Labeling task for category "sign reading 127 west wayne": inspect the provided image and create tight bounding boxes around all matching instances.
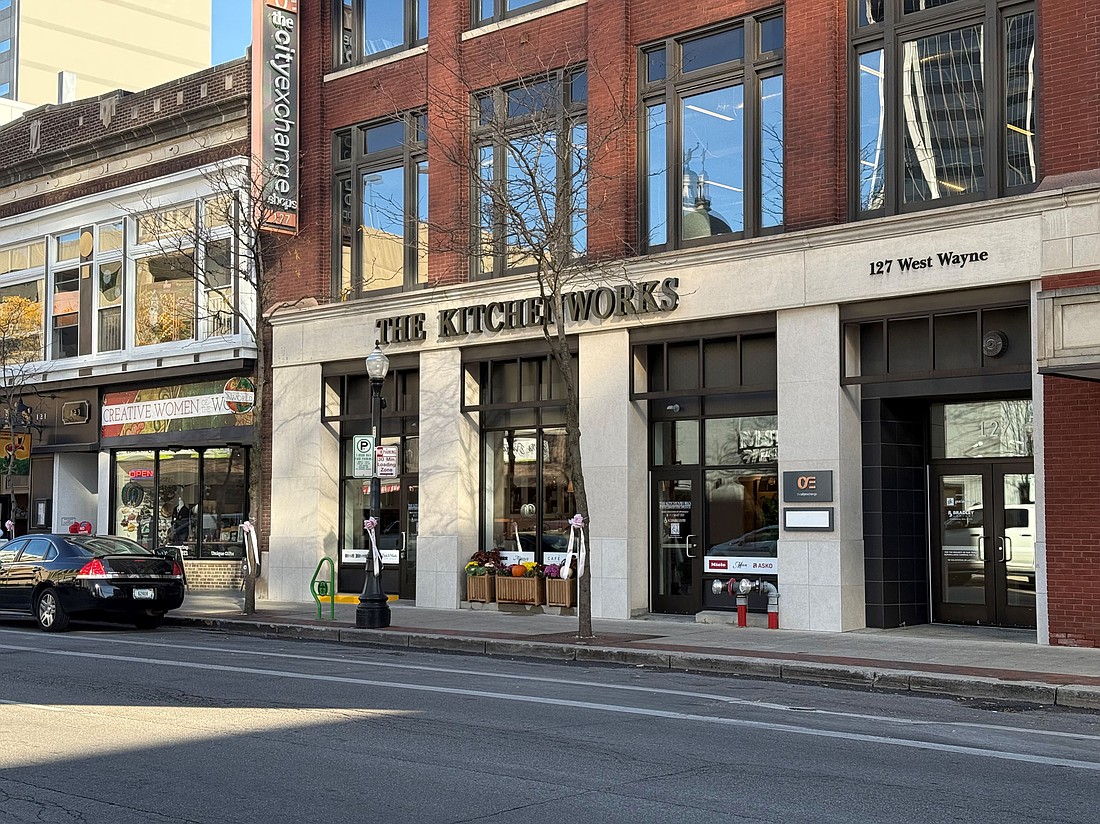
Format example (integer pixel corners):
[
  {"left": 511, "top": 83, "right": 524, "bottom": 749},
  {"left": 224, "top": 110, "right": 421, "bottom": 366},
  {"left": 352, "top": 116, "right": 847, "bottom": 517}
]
[{"left": 252, "top": 0, "right": 299, "bottom": 234}]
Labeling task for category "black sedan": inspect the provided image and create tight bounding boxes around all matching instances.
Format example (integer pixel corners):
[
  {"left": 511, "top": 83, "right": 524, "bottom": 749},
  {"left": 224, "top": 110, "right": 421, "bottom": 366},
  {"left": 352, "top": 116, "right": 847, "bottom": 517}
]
[{"left": 0, "top": 534, "right": 185, "bottom": 631}]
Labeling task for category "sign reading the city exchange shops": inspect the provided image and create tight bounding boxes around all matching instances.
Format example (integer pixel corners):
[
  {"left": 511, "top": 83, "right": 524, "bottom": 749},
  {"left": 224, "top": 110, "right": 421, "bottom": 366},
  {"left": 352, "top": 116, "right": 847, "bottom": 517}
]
[{"left": 252, "top": 0, "right": 300, "bottom": 234}]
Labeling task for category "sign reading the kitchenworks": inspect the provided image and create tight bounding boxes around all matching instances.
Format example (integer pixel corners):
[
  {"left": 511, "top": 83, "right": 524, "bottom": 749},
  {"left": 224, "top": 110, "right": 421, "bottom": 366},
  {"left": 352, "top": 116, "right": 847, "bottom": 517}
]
[
  {"left": 867, "top": 250, "right": 989, "bottom": 277},
  {"left": 375, "top": 278, "right": 681, "bottom": 344},
  {"left": 252, "top": 0, "right": 300, "bottom": 234}
]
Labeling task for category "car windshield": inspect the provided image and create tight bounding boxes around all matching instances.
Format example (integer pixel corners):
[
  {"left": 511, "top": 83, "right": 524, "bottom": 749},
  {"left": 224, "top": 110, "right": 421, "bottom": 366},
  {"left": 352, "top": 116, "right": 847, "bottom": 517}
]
[{"left": 65, "top": 535, "right": 154, "bottom": 557}]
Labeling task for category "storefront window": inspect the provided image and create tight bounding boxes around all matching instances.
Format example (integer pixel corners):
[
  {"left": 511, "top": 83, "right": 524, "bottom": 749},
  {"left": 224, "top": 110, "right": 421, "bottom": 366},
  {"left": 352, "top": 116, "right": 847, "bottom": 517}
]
[
  {"left": 483, "top": 427, "right": 574, "bottom": 562},
  {"left": 112, "top": 448, "right": 248, "bottom": 558}
]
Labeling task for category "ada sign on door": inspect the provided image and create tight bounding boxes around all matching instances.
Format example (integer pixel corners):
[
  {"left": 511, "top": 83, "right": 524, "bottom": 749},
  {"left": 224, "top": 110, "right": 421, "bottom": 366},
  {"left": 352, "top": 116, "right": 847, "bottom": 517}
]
[{"left": 352, "top": 435, "right": 375, "bottom": 478}]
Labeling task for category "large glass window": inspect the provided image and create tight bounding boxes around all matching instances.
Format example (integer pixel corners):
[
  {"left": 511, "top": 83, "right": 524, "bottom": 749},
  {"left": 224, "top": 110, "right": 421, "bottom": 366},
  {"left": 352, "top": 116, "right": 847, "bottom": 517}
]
[
  {"left": 333, "top": 0, "right": 427, "bottom": 69},
  {"left": 333, "top": 112, "right": 427, "bottom": 299},
  {"left": 474, "top": 0, "right": 549, "bottom": 27},
  {"left": 642, "top": 12, "right": 784, "bottom": 251},
  {"left": 0, "top": 279, "right": 45, "bottom": 364},
  {"left": 113, "top": 448, "right": 249, "bottom": 559},
  {"left": 474, "top": 68, "right": 587, "bottom": 278},
  {"left": 854, "top": 1, "right": 1037, "bottom": 215}
]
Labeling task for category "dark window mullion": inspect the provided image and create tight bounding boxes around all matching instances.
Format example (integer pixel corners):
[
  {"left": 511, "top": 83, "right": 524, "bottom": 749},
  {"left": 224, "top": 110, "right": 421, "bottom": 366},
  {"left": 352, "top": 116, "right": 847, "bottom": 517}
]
[{"left": 743, "top": 19, "right": 762, "bottom": 239}]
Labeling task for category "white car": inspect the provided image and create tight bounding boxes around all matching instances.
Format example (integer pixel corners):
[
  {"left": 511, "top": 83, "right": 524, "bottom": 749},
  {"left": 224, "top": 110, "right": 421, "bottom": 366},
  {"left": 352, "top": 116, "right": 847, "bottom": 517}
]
[{"left": 943, "top": 504, "right": 1034, "bottom": 579}]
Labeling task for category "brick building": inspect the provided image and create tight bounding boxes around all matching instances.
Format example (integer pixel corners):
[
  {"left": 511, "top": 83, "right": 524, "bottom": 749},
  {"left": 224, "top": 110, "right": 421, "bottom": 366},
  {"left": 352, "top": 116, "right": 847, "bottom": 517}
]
[
  {"left": 0, "top": 57, "right": 258, "bottom": 590},
  {"left": 264, "top": 0, "right": 1100, "bottom": 644}
]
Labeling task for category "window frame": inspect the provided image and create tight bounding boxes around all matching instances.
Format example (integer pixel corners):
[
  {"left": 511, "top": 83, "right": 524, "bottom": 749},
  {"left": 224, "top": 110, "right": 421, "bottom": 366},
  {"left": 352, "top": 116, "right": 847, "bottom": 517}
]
[
  {"left": 849, "top": 0, "right": 1039, "bottom": 219},
  {"left": 331, "top": 111, "right": 428, "bottom": 300},
  {"left": 639, "top": 11, "right": 786, "bottom": 254},
  {"left": 333, "top": 0, "right": 427, "bottom": 70},
  {"left": 472, "top": 0, "right": 559, "bottom": 28},
  {"left": 471, "top": 66, "right": 588, "bottom": 279}
]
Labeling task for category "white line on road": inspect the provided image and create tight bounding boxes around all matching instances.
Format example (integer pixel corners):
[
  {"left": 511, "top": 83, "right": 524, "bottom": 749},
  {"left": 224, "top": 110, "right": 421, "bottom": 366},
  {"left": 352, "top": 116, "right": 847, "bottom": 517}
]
[
  {"left": 1, "top": 627, "right": 1094, "bottom": 744},
  {"left": 2, "top": 640, "right": 1098, "bottom": 772}
]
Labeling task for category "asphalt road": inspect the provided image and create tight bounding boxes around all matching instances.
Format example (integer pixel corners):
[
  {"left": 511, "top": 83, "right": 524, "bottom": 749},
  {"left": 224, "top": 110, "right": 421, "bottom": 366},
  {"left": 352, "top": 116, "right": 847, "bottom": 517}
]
[{"left": 1, "top": 621, "right": 1099, "bottom": 824}]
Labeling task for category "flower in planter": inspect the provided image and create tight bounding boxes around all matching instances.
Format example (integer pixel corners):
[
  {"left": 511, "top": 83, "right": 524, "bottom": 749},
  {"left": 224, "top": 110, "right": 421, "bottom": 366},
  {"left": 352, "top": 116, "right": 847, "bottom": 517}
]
[
  {"left": 466, "top": 548, "right": 503, "bottom": 576},
  {"left": 542, "top": 556, "right": 577, "bottom": 580},
  {"left": 501, "top": 561, "right": 542, "bottom": 578}
]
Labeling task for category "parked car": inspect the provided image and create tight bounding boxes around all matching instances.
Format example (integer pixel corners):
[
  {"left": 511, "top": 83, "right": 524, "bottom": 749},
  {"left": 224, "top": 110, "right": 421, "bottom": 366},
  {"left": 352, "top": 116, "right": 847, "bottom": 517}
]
[
  {"left": 0, "top": 534, "right": 185, "bottom": 632},
  {"left": 707, "top": 525, "right": 780, "bottom": 558}
]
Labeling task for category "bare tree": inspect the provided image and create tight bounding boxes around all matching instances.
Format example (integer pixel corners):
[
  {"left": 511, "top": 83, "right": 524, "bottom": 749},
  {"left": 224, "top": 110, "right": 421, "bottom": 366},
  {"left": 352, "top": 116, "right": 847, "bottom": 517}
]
[
  {"left": 363, "top": 33, "right": 653, "bottom": 637},
  {"left": 122, "top": 157, "right": 310, "bottom": 614}
]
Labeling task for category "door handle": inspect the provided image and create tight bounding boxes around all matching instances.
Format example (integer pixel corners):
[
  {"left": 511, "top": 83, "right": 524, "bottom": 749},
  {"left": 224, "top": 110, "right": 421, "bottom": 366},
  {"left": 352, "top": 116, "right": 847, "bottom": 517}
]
[
  {"left": 996, "top": 537, "right": 1005, "bottom": 562},
  {"left": 1003, "top": 536, "right": 1013, "bottom": 562},
  {"left": 400, "top": 532, "right": 407, "bottom": 557},
  {"left": 977, "top": 536, "right": 986, "bottom": 562},
  {"left": 685, "top": 534, "right": 697, "bottom": 558}
]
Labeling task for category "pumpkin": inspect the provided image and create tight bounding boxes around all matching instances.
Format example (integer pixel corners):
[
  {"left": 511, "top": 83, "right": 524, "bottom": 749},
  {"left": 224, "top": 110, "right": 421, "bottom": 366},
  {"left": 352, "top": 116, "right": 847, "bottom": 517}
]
[{"left": 511, "top": 564, "right": 526, "bottom": 577}]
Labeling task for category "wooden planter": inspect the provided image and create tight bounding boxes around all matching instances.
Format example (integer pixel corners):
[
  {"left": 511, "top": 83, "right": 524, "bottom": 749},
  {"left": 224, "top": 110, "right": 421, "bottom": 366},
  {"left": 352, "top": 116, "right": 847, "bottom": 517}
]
[
  {"left": 495, "top": 575, "right": 543, "bottom": 605},
  {"left": 465, "top": 574, "right": 495, "bottom": 603},
  {"left": 544, "top": 578, "right": 576, "bottom": 608}
]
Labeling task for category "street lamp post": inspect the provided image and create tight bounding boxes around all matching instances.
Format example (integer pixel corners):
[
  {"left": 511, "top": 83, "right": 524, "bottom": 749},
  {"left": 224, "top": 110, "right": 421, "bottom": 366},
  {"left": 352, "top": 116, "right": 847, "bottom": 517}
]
[{"left": 355, "top": 343, "right": 392, "bottom": 629}]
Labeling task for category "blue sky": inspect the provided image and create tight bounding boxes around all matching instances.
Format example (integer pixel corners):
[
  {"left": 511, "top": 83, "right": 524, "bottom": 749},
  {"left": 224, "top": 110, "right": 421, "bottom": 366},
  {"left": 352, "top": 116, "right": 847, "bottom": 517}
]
[{"left": 211, "top": 0, "right": 253, "bottom": 64}]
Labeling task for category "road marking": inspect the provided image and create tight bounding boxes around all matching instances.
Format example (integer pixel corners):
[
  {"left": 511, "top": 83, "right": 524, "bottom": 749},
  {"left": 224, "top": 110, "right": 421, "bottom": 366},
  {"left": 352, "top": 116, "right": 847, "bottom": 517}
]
[
  {"left": 1, "top": 627, "right": 1095, "bottom": 744},
  {"left": 2, "top": 640, "right": 1098, "bottom": 772}
]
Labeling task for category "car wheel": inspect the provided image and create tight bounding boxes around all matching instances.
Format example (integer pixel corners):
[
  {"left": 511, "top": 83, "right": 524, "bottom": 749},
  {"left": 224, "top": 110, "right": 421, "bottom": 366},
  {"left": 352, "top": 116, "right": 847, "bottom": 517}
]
[
  {"left": 35, "top": 589, "right": 70, "bottom": 633},
  {"left": 133, "top": 612, "right": 164, "bottom": 630}
]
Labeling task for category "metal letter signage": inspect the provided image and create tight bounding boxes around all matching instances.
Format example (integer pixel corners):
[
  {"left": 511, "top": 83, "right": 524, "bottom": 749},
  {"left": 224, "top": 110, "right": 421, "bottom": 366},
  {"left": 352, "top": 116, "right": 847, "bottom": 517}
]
[
  {"left": 782, "top": 470, "right": 833, "bottom": 502},
  {"left": 252, "top": 0, "right": 300, "bottom": 234}
]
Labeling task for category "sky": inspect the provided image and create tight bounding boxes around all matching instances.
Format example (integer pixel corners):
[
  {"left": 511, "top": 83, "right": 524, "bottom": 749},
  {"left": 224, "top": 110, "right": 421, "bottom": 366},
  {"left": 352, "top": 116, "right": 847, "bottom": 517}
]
[{"left": 211, "top": 0, "right": 253, "bottom": 64}]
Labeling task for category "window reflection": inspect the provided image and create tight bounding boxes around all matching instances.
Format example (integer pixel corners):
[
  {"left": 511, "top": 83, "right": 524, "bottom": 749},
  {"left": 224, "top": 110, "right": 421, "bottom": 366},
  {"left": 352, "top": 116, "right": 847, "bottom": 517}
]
[
  {"left": 1005, "top": 12, "right": 1037, "bottom": 188},
  {"left": 681, "top": 85, "right": 743, "bottom": 239},
  {"left": 902, "top": 26, "right": 986, "bottom": 204},
  {"left": 360, "top": 167, "right": 405, "bottom": 292},
  {"left": 646, "top": 103, "right": 668, "bottom": 247},
  {"left": 859, "top": 50, "right": 886, "bottom": 211},
  {"left": 760, "top": 75, "right": 784, "bottom": 228}
]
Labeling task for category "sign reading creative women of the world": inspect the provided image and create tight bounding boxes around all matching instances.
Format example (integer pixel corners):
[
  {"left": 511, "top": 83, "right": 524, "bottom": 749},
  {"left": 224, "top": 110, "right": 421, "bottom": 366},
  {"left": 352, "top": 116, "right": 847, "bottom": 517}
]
[
  {"left": 101, "top": 378, "right": 255, "bottom": 438},
  {"left": 251, "top": 0, "right": 300, "bottom": 234}
]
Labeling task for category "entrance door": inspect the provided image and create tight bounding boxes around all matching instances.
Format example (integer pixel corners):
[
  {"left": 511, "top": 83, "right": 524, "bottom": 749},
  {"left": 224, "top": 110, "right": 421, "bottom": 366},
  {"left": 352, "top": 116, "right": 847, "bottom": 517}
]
[
  {"left": 932, "top": 462, "right": 1036, "bottom": 628},
  {"left": 340, "top": 476, "right": 418, "bottom": 600},
  {"left": 651, "top": 471, "right": 702, "bottom": 614}
]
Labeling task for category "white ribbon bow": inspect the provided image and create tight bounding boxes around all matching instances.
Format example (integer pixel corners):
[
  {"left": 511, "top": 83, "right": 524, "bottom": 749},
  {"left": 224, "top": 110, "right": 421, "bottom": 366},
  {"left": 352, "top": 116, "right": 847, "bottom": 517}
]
[
  {"left": 3, "top": 519, "right": 12, "bottom": 536},
  {"left": 240, "top": 520, "right": 258, "bottom": 575},
  {"left": 563, "top": 513, "right": 587, "bottom": 579},
  {"left": 363, "top": 517, "right": 383, "bottom": 577}
]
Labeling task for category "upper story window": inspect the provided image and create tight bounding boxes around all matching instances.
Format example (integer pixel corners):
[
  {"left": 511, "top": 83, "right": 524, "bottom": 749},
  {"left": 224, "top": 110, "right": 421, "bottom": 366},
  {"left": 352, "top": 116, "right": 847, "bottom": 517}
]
[
  {"left": 642, "top": 12, "right": 785, "bottom": 253},
  {"left": 335, "top": 0, "right": 427, "bottom": 69},
  {"left": 854, "top": 0, "right": 1037, "bottom": 216},
  {"left": 473, "top": 68, "right": 587, "bottom": 278},
  {"left": 0, "top": 240, "right": 46, "bottom": 367},
  {"left": 333, "top": 112, "right": 428, "bottom": 299},
  {"left": 473, "top": 0, "right": 555, "bottom": 26}
]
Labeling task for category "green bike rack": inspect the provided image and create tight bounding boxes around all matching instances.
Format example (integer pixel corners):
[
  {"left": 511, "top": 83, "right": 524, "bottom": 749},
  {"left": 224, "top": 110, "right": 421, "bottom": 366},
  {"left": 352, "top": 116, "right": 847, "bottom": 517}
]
[{"left": 310, "top": 557, "right": 336, "bottom": 621}]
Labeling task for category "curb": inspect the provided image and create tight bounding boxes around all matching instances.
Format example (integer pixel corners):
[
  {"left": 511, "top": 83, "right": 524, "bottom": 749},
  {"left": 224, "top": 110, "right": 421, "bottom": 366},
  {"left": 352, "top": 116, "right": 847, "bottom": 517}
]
[{"left": 165, "top": 615, "right": 1100, "bottom": 712}]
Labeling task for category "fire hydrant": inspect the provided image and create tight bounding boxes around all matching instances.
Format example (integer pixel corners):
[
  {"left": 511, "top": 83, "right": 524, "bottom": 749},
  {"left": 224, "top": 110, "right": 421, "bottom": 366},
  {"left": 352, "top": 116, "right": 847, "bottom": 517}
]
[{"left": 711, "top": 577, "right": 780, "bottom": 629}]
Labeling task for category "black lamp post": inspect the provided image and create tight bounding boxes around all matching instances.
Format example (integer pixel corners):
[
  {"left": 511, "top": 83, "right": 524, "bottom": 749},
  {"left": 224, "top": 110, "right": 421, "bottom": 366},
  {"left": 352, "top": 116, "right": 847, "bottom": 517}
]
[{"left": 355, "top": 343, "right": 392, "bottom": 629}]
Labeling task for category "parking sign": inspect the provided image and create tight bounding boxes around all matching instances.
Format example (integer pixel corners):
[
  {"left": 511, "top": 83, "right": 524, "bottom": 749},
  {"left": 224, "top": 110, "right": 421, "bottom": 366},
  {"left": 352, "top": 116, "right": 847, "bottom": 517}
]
[{"left": 352, "top": 435, "right": 375, "bottom": 478}]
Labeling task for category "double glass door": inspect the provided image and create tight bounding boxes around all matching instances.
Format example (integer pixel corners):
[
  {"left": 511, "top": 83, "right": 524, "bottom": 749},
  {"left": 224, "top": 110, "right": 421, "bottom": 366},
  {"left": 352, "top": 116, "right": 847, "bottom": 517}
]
[{"left": 932, "top": 462, "right": 1035, "bottom": 628}]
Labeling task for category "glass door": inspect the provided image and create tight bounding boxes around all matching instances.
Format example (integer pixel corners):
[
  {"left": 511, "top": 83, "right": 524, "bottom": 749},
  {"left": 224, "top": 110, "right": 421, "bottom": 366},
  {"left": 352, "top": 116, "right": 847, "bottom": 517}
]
[
  {"left": 651, "top": 470, "right": 702, "bottom": 614},
  {"left": 932, "top": 462, "right": 1035, "bottom": 628}
]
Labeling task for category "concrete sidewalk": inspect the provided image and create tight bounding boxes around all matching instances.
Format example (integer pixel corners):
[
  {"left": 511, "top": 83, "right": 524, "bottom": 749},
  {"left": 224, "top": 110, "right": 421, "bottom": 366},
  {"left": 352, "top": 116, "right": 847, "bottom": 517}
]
[{"left": 167, "top": 592, "right": 1100, "bottom": 711}]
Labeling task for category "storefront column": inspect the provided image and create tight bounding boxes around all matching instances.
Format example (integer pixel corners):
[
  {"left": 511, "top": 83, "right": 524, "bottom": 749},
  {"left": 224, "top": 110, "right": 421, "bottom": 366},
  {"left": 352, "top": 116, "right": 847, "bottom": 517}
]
[
  {"left": 776, "top": 305, "right": 865, "bottom": 631},
  {"left": 579, "top": 329, "right": 648, "bottom": 618},
  {"left": 416, "top": 348, "right": 480, "bottom": 608},
  {"left": 267, "top": 362, "right": 341, "bottom": 602}
]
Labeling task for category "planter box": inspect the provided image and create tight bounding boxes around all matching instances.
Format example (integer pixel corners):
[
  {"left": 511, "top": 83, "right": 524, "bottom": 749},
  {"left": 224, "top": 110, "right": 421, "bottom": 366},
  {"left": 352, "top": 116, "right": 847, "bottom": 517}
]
[
  {"left": 544, "top": 578, "right": 576, "bottom": 608},
  {"left": 495, "top": 575, "right": 543, "bottom": 605},
  {"left": 465, "top": 575, "right": 495, "bottom": 603}
]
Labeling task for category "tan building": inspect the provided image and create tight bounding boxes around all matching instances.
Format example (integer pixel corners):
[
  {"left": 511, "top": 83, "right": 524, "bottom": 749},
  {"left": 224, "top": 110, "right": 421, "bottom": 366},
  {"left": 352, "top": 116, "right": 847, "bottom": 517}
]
[{"left": 0, "top": 0, "right": 211, "bottom": 108}]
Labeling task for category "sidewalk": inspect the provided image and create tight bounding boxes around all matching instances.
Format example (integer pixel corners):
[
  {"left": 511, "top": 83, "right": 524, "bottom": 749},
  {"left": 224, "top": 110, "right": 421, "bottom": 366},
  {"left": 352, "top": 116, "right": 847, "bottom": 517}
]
[{"left": 167, "top": 592, "right": 1100, "bottom": 712}]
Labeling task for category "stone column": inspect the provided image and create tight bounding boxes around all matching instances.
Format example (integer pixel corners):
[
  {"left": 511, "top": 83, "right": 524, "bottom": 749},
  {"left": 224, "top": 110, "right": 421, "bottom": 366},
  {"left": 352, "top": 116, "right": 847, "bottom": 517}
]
[
  {"left": 415, "top": 347, "right": 480, "bottom": 608},
  {"left": 579, "top": 329, "right": 648, "bottom": 618},
  {"left": 267, "top": 362, "right": 341, "bottom": 602},
  {"left": 776, "top": 305, "right": 865, "bottom": 631}
]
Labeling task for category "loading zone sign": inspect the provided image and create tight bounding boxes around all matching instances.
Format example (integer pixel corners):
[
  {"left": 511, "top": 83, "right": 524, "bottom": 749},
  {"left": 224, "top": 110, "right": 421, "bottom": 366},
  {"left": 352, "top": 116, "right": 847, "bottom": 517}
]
[{"left": 352, "top": 435, "right": 375, "bottom": 478}]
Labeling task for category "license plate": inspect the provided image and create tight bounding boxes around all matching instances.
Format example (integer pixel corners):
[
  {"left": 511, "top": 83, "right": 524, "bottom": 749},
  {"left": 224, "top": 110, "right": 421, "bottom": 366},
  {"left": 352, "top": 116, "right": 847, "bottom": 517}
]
[{"left": 133, "top": 588, "right": 155, "bottom": 600}]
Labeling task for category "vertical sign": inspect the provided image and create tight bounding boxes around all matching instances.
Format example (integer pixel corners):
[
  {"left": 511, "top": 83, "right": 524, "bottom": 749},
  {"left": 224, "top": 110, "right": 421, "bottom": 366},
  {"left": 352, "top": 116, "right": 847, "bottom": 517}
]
[
  {"left": 252, "top": 0, "right": 300, "bottom": 234},
  {"left": 352, "top": 435, "right": 375, "bottom": 478}
]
